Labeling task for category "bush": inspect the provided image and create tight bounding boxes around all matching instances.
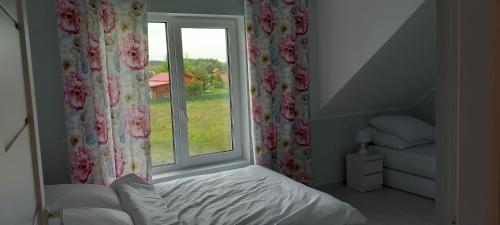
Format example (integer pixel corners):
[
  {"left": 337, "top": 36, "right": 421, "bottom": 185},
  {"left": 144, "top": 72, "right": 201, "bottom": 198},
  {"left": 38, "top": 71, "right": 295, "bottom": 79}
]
[
  {"left": 186, "top": 79, "right": 204, "bottom": 96},
  {"left": 188, "top": 74, "right": 225, "bottom": 92},
  {"left": 210, "top": 75, "right": 225, "bottom": 89},
  {"left": 194, "top": 73, "right": 211, "bottom": 91}
]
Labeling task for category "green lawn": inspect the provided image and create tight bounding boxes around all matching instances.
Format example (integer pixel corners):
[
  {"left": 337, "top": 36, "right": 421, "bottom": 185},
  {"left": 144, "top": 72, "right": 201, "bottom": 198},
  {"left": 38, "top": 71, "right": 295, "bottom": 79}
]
[{"left": 150, "top": 88, "right": 233, "bottom": 166}]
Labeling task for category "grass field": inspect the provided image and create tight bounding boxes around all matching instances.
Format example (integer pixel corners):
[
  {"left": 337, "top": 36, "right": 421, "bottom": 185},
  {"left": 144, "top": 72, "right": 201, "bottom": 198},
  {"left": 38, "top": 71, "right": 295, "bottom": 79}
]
[{"left": 150, "top": 88, "right": 233, "bottom": 166}]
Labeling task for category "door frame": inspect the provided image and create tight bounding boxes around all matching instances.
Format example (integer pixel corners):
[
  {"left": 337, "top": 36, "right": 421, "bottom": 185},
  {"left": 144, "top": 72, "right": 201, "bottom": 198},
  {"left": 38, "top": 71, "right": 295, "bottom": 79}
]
[
  {"left": 437, "top": 0, "right": 499, "bottom": 224},
  {"left": 489, "top": 0, "right": 500, "bottom": 223}
]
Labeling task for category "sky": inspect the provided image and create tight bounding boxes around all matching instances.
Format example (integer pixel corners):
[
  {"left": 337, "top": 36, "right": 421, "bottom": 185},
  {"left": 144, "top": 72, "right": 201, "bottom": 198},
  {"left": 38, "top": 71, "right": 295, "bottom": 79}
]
[{"left": 148, "top": 23, "right": 228, "bottom": 62}]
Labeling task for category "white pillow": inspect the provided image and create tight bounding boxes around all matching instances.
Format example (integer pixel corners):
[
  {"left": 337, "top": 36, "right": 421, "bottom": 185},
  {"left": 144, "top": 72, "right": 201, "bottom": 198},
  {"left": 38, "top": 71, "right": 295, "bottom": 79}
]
[
  {"left": 367, "top": 128, "right": 433, "bottom": 150},
  {"left": 111, "top": 174, "right": 171, "bottom": 225},
  {"left": 369, "top": 115, "right": 435, "bottom": 141},
  {"left": 45, "top": 184, "right": 122, "bottom": 212},
  {"left": 55, "top": 208, "right": 134, "bottom": 225}
]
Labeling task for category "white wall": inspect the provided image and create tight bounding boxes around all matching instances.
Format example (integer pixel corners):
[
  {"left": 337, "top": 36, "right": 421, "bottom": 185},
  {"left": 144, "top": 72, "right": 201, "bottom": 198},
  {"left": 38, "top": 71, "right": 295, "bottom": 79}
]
[
  {"left": 27, "top": 0, "right": 245, "bottom": 184},
  {"left": 26, "top": 0, "right": 68, "bottom": 185},
  {"left": 311, "top": 113, "right": 377, "bottom": 186},
  {"left": 149, "top": 0, "right": 243, "bottom": 15},
  {"left": 319, "top": 0, "right": 436, "bottom": 117},
  {"left": 313, "top": 0, "right": 425, "bottom": 113},
  {"left": 310, "top": 0, "right": 436, "bottom": 186},
  {"left": 410, "top": 92, "right": 435, "bottom": 125}
]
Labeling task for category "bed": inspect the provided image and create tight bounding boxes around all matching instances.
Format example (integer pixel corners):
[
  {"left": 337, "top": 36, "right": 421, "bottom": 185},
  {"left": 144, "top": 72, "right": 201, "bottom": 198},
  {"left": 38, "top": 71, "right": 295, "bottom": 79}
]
[
  {"left": 46, "top": 165, "right": 367, "bottom": 225},
  {"left": 369, "top": 144, "right": 436, "bottom": 199}
]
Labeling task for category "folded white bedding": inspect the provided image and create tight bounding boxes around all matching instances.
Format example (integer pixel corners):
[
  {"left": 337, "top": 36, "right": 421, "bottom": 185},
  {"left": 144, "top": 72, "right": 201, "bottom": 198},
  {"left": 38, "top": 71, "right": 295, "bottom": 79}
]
[
  {"left": 370, "top": 115, "right": 435, "bottom": 141},
  {"left": 366, "top": 127, "right": 433, "bottom": 150},
  {"left": 370, "top": 144, "right": 436, "bottom": 179},
  {"left": 151, "top": 165, "right": 366, "bottom": 225}
]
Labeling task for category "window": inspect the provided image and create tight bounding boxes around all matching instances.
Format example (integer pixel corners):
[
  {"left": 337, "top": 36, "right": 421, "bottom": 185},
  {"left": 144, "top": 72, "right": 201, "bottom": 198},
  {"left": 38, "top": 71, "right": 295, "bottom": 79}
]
[{"left": 147, "top": 14, "right": 250, "bottom": 173}]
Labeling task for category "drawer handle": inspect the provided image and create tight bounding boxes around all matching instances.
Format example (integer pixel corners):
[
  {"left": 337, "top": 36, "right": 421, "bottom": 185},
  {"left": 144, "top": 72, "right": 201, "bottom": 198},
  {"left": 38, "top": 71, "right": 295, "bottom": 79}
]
[
  {"left": 364, "top": 159, "right": 382, "bottom": 163},
  {"left": 4, "top": 118, "right": 28, "bottom": 153},
  {"left": 365, "top": 171, "right": 382, "bottom": 176}
]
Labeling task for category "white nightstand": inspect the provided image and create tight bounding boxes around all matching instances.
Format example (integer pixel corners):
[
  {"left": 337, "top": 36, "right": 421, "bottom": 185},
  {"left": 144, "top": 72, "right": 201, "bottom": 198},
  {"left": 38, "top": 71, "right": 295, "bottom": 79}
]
[{"left": 346, "top": 153, "right": 383, "bottom": 192}]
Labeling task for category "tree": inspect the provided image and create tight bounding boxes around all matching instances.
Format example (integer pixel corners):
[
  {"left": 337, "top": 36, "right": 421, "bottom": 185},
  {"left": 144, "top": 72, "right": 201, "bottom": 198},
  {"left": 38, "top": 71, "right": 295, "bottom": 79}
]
[
  {"left": 148, "top": 60, "right": 169, "bottom": 75},
  {"left": 183, "top": 58, "right": 227, "bottom": 93},
  {"left": 149, "top": 57, "right": 228, "bottom": 94}
]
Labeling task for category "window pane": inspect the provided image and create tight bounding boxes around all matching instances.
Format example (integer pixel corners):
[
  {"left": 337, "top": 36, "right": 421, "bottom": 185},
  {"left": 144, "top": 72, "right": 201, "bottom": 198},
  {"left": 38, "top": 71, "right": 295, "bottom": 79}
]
[
  {"left": 181, "top": 28, "right": 233, "bottom": 156},
  {"left": 147, "top": 23, "right": 175, "bottom": 166}
]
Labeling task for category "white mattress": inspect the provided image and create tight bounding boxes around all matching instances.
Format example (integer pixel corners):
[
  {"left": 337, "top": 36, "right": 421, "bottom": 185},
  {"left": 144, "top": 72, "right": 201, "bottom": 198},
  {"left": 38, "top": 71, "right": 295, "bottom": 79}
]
[
  {"left": 153, "top": 165, "right": 367, "bottom": 225},
  {"left": 369, "top": 144, "right": 436, "bottom": 180},
  {"left": 384, "top": 168, "right": 436, "bottom": 199}
]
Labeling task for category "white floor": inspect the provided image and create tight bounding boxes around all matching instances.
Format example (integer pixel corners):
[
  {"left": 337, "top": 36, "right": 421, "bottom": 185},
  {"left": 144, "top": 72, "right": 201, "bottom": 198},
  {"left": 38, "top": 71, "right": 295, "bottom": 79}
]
[{"left": 317, "top": 184, "right": 435, "bottom": 225}]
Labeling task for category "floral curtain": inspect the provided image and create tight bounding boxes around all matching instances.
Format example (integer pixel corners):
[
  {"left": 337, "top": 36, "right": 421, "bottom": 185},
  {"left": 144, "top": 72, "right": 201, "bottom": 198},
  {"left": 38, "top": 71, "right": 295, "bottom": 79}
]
[
  {"left": 245, "top": 0, "right": 312, "bottom": 185},
  {"left": 56, "top": 0, "right": 151, "bottom": 185}
]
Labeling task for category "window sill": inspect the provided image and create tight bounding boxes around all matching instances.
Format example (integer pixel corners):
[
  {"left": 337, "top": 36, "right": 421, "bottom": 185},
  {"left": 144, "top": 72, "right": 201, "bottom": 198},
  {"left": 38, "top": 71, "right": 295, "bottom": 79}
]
[{"left": 151, "top": 159, "right": 252, "bottom": 184}]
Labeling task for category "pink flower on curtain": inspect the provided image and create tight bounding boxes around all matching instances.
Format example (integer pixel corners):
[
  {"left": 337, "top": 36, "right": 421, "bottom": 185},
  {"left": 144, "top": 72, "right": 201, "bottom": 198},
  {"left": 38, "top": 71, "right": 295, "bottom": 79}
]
[
  {"left": 56, "top": 0, "right": 80, "bottom": 35},
  {"left": 57, "top": 0, "right": 151, "bottom": 185},
  {"left": 247, "top": 36, "right": 257, "bottom": 65},
  {"left": 294, "top": 6, "right": 308, "bottom": 35},
  {"left": 87, "top": 34, "right": 102, "bottom": 72},
  {"left": 125, "top": 105, "right": 151, "bottom": 139},
  {"left": 94, "top": 110, "right": 108, "bottom": 145},
  {"left": 294, "top": 118, "right": 310, "bottom": 146},
  {"left": 64, "top": 72, "right": 87, "bottom": 110},
  {"left": 107, "top": 75, "right": 120, "bottom": 107},
  {"left": 114, "top": 146, "right": 125, "bottom": 177},
  {"left": 263, "top": 123, "right": 278, "bottom": 150},
  {"left": 119, "top": 33, "right": 148, "bottom": 70},
  {"left": 71, "top": 147, "right": 94, "bottom": 183},
  {"left": 281, "top": 150, "right": 294, "bottom": 176},
  {"left": 261, "top": 64, "right": 278, "bottom": 93},
  {"left": 252, "top": 97, "right": 262, "bottom": 124},
  {"left": 279, "top": 35, "right": 296, "bottom": 64},
  {"left": 281, "top": 92, "right": 296, "bottom": 121},
  {"left": 259, "top": 2, "right": 276, "bottom": 35},
  {"left": 246, "top": 0, "right": 311, "bottom": 186},
  {"left": 100, "top": 0, "right": 116, "bottom": 33},
  {"left": 293, "top": 64, "right": 309, "bottom": 91}
]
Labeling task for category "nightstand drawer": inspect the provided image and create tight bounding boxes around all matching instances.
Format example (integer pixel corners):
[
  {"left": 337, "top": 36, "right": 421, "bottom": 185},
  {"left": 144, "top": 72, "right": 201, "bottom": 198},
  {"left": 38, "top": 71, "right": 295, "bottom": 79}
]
[
  {"left": 363, "top": 160, "right": 383, "bottom": 174},
  {"left": 346, "top": 153, "right": 384, "bottom": 192},
  {"left": 364, "top": 173, "right": 383, "bottom": 187}
]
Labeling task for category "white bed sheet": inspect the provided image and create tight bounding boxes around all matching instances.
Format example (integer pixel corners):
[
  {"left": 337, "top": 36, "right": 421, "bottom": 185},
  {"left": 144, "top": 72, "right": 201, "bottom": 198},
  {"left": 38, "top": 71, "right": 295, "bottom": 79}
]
[
  {"left": 369, "top": 144, "right": 436, "bottom": 179},
  {"left": 153, "top": 165, "right": 366, "bottom": 225}
]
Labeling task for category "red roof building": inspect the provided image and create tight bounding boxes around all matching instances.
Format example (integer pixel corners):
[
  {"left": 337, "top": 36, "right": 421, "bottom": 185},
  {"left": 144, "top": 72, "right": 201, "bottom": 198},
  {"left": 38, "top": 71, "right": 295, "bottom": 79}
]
[{"left": 149, "top": 72, "right": 193, "bottom": 99}]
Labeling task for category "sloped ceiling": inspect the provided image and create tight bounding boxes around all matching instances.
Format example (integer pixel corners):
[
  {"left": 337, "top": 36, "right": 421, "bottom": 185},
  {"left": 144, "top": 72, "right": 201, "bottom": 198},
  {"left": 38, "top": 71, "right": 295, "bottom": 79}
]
[
  {"left": 318, "top": 0, "right": 436, "bottom": 117},
  {"left": 313, "top": 0, "right": 435, "bottom": 118}
]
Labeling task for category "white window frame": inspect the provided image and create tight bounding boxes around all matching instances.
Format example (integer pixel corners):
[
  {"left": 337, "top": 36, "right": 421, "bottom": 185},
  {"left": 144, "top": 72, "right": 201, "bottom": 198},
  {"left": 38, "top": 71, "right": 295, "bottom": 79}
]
[{"left": 148, "top": 13, "right": 252, "bottom": 174}]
